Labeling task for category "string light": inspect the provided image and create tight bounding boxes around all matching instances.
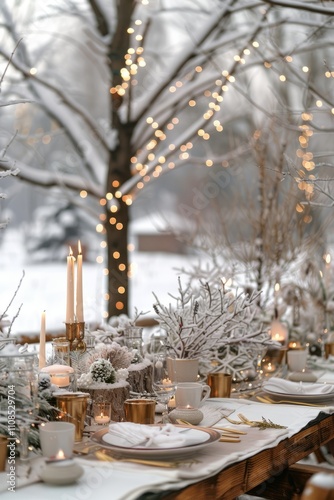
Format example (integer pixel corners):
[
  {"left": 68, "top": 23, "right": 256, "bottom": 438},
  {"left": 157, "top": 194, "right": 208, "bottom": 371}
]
[{"left": 99, "top": 6, "right": 328, "bottom": 319}]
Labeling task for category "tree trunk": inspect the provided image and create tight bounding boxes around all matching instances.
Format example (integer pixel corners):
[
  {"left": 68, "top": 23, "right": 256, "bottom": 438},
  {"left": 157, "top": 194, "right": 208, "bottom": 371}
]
[
  {"left": 93, "top": 0, "right": 136, "bottom": 317},
  {"left": 106, "top": 122, "right": 135, "bottom": 317}
]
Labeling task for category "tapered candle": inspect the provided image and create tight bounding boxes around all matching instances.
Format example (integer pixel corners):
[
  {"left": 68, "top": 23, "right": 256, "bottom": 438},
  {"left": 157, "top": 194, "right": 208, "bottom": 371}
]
[
  {"left": 66, "top": 247, "right": 75, "bottom": 324},
  {"left": 39, "top": 310, "right": 46, "bottom": 369},
  {"left": 76, "top": 240, "right": 84, "bottom": 322}
]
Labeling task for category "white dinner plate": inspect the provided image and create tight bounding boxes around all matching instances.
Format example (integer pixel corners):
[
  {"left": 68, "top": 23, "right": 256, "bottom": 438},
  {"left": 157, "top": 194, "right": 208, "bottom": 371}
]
[
  {"left": 91, "top": 424, "right": 221, "bottom": 459},
  {"left": 262, "top": 387, "right": 334, "bottom": 404}
]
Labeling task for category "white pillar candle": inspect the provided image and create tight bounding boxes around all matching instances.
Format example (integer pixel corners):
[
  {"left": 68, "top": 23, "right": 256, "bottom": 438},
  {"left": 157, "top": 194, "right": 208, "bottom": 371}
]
[
  {"left": 66, "top": 247, "right": 75, "bottom": 324},
  {"left": 39, "top": 310, "right": 46, "bottom": 369},
  {"left": 76, "top": 241, "right": 84, "bottom": 323}
]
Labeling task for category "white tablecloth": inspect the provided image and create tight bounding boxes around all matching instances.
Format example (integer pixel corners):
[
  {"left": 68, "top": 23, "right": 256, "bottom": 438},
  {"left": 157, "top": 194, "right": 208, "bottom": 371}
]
[{"left": 1, "top": 398, "right": 333, "bottom": 500}]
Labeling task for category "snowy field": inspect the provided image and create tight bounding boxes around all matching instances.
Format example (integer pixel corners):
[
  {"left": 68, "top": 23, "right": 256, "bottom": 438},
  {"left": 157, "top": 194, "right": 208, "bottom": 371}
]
[{"left": 0, "top": 229, "right": 195, "bottom": 337}]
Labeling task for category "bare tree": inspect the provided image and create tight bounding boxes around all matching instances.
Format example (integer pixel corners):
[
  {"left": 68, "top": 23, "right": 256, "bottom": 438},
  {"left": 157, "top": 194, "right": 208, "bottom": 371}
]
[
  {"left": 176, "top": 123, "right": 329, "bottom": 308},
  {"left": 0, "top": 0, "right": 333, "bottom": 318}
]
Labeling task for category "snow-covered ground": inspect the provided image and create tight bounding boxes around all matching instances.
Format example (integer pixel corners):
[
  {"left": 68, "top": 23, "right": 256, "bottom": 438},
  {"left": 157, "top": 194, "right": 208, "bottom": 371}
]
[{"left": 0, "top": 229, "right": 194, "bottom": 337}]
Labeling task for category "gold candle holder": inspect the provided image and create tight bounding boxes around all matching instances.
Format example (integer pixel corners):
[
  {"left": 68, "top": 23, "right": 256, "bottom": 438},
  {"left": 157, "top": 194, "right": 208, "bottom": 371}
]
[
  {"left": 207, "top": 372, "right": 232, "bottom": 398},
  {"left": 65, "top": 322, "right": 86, "bottom": 352},
  {"left": 325, "top": 343, "right": 334, "bottom": 359},
  {"left": 124, "top": 399, "right": 156, "bottom": 424},
  {"left": 55, "top": 393, "right": 89, "bottom": 442},
  {"left": 0, "top": 435, "right": 7, "bottom": 472}
]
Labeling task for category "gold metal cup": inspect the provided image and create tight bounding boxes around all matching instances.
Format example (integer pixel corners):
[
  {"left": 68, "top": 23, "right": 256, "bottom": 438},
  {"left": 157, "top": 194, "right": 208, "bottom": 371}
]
[
  {"left": 55, "top": 393, "right": 89, "bottom": 441},
  {"left": 0, "top": 435, "right": 7, "bottom": 472},
  {"left": 325, "top": 343, "right": 334, "bottom": 359},
  {"left": 207, "top": 372, "right": 232, "bottom": 398},
  {"left": 124, "top": 399, "right": 156, "bottom": 424}
]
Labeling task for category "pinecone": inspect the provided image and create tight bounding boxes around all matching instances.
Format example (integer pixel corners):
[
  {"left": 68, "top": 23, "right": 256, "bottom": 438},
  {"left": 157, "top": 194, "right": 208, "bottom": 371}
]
[{"left": 38, "top": 373, "right": 51, "bottom": 391}]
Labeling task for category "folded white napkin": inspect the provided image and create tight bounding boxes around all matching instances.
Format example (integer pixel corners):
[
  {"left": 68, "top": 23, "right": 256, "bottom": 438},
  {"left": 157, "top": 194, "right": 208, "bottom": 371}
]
[
  {"left": 263, "top": 377, "right": 334, "bottom": 395},
  {"left": 199, "top": 404, "right": 234, "bottom": 427},
  {"left": 108, "top": 422, "right": 187, "bottom": 448},
  {"left": 309, "top": 355, "right": 334, "bottom": 372},
  {"left": 317, "top": 372, "right": 334, "bottom": 384}
]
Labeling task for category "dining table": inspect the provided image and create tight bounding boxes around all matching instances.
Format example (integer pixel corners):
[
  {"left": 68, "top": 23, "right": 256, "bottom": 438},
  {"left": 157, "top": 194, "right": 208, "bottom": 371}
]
[{"left": 2, "top": 364, "right": 334, "bottom": 499}]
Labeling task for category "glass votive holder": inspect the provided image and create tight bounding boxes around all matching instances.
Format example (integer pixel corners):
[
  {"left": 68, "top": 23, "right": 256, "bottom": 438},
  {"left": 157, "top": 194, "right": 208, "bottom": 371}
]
[
  {"left": 124, "top": 326, "right": 144, "bottom": 355},
  {"left": 261, "top": 347, "right": 287, "bottom": 374},
  {"left": 287, "top": 348, "right": 308, "bottom": 372},
  {"left": 85, "top": 333, "right": 96, "bottom": 351},
  {"left": 39, "top": 421, "right": 75, "bottom": 459},
  {"left": 93, "top": 402, "right": 111, "bottom": 425},
  {"left": 40, "top": 364, "right": 75, "bottom": 390},
  {"left": 52, "top": 337, "right": 70, "bottom": 365}
]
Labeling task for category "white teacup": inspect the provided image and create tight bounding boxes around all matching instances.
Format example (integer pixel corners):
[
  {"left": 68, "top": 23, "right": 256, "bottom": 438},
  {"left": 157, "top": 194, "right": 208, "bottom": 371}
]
[
  {"left": 39, "top": 421, "right": 75, "bottom": 459},
  {"left": 175, "top": 382, "right": 211, "bottom": 409}
]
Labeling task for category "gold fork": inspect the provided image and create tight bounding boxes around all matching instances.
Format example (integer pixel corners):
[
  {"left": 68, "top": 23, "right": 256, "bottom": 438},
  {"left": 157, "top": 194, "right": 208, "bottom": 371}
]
[
  {"left": 175, "top": 418, "right": 243, "bottom": 442},
  {"left": 224, "top": 415, "right": 243, "bottom": 425},
  {"left": 256, "top": 395, "right": 329, "bottom": 407}
]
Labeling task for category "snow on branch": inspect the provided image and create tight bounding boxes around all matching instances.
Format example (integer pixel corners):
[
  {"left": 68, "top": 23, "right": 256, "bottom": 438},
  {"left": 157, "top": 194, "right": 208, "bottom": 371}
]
[
  {"left": 0, "top": 156, "right": 103, "bottom": 198},
  {"left": 152, "top": 277, "right": 277, "bottom": 360},
  {"left": 0, "top": 271, "right": 25, "bottom": 338}
]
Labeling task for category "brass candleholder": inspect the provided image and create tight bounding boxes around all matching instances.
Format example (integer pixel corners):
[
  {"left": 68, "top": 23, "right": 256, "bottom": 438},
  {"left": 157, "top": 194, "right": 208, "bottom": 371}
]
[{"left": 65, "top": 322, "right": 86, "bottom": 352}]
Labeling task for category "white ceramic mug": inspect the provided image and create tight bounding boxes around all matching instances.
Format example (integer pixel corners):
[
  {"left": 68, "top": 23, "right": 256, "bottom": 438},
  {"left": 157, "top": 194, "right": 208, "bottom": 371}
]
[
  {"left": 287, "top": 348, "right": 308, "bottom": 372},
  {"left": 39, "top": 421, "right": 75, "bottom": 459},
  {"left": 175, "top": 382, "right": 211, "bottom": 408}
]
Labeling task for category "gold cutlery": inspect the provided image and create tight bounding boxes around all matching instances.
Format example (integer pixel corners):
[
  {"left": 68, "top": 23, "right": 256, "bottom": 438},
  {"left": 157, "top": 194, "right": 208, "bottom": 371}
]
[
  {"left": 94, "top": 450, "right": 192, "bottom": 468},
  {"left": 237, "top": 414, "right": 260, "bottom": 426},
  {"left": 219, "top": 436, "right": 241, "bottom": 443},
  {"left": 176, "top": 418, "right": 196, "bottom": 426},
  {"left": 175, "top": 418, "right": 244, "bottom": 443},
  {"left": 212, "top": 427, "right": 247, "bottom": 435},
  {"left": 224, "top": 416, "right": 243, "bottom": 425},
  {"left": 256, "top": 395, "right": 329, "bottom": 407}
]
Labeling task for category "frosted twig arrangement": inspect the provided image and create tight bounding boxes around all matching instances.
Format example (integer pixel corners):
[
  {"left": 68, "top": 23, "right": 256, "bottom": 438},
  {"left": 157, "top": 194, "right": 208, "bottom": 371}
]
[{"left": 153, "top": 277, "right": 276, "bottom": 360}]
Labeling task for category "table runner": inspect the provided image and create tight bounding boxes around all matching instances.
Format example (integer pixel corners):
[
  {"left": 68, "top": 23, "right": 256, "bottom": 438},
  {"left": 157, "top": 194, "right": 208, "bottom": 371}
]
[{"left": 1, "top": 398, "right": 333, "bottom": 499}]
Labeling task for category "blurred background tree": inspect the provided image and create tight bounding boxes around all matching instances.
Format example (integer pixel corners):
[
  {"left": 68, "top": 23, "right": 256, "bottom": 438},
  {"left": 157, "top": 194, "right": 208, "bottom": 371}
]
[{"left": 0, "top": 0, "right": 333, "bottom": 319}]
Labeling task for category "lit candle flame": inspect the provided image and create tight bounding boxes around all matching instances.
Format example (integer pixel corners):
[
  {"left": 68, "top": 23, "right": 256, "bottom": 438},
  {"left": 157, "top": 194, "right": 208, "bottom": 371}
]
[{"left": 56, "top": 449, "right": 65, "bottom": 460}]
